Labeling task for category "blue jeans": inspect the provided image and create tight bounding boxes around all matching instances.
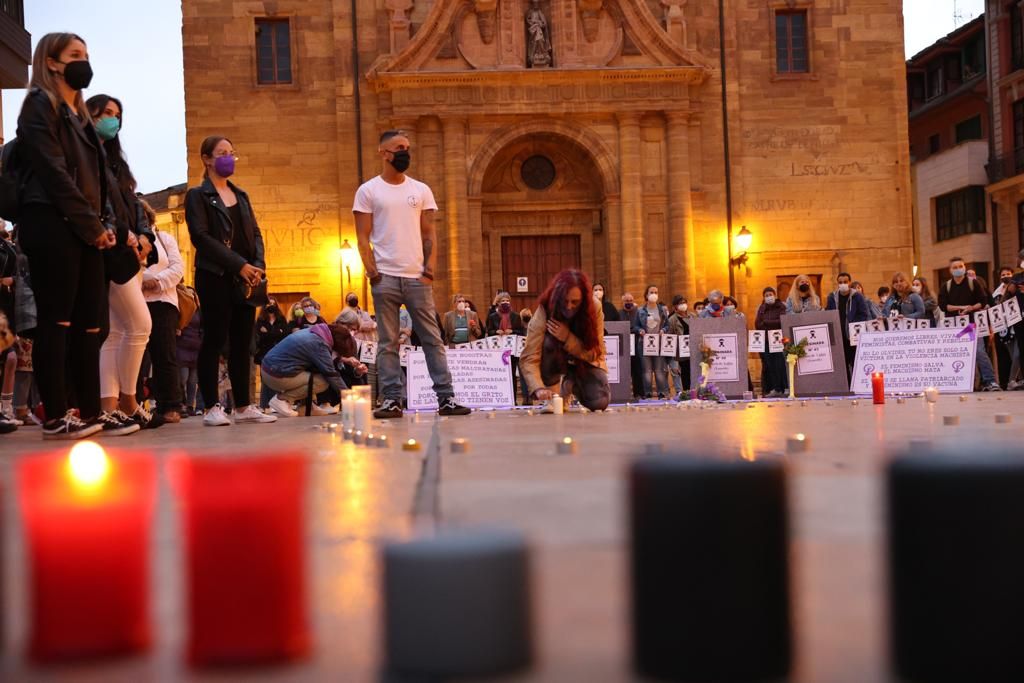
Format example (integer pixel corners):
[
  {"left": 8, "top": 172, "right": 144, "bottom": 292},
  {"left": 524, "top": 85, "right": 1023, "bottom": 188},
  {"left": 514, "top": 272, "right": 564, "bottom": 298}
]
[
  {"left": 976, "top": 337, "right": 996, "bottom": 386},
  {"left": 641, "top": 355, "right": 669, "bottom": 398},
  {"left": 371, "top": 274, "right": 454, "bottom": 403}
]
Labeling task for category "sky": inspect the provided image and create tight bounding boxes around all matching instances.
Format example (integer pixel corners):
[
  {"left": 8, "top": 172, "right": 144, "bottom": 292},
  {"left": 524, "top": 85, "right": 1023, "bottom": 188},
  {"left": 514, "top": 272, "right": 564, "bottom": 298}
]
[{"left": 0, "top": 0, "right": 988, "bottom": 194}]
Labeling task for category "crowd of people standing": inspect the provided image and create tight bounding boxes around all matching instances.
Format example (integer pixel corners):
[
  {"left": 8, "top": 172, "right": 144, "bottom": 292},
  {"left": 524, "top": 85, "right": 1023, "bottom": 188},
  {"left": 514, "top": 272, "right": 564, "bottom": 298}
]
[{"left": 2, "top": 32, "right": 1019, "bottom": 439}]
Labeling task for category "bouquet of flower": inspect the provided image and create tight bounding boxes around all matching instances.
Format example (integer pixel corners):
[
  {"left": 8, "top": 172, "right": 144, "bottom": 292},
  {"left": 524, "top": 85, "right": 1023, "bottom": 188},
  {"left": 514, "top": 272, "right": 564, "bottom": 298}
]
[
  {"left": 700, "top": 344, "right": 717, "bottom": 365},
  {"left": 783, "top": 337, "right": 808, "bottom": 358},
  {"left": 782, "top": 337, "right": 807, "bottom": 399},
  {"left": 685, "top": 378, "right": 728, "bottom": 403}
]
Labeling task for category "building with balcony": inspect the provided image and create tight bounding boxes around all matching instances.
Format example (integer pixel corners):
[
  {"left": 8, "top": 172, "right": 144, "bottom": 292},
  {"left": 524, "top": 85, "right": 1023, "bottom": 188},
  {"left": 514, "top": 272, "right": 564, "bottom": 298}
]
[
  {"left": 0, "top": 0, "right": 30, "bottom": 144},
  {"left": 908, "top": 15, "right": 993, "bottom": 288},
  {"left": 985, "top": 1, "right": 1024, "bottom": 271}
]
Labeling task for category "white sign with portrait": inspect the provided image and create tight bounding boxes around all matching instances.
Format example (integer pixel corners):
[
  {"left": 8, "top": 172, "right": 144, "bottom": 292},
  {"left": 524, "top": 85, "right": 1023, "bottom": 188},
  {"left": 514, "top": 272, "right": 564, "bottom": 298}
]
[{"left": 702, "top": 333, "right": 739, "bottom": 383}]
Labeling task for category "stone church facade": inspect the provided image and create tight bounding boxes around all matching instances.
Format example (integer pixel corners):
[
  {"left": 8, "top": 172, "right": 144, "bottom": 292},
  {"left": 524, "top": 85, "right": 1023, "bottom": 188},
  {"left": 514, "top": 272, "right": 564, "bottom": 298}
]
[{"left": 182, "top": 0, "right": 912, "bottom": 316}]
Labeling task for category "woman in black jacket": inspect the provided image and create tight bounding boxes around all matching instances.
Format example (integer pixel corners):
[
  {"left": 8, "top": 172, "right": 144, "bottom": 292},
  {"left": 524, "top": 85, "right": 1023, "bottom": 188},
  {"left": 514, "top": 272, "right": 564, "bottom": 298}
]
[
  {"left": 185, "top": 135, "right": 276, "bottom": 426},
  {"left": 755, "top": 286, "right": 788, "bottom": 398},
  {"left": 255, "top": 302, "right": 289, "bottom": 409},
  {"left": 16, "top": 33, "right": 114, "bottom": 440}
]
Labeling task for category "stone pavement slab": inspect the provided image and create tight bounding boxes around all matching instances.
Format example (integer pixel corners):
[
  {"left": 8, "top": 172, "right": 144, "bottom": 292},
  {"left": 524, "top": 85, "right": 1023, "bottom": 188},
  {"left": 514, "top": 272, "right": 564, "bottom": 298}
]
[{"left": 2, "top": 394, "right": 1022, "bottom": 681}]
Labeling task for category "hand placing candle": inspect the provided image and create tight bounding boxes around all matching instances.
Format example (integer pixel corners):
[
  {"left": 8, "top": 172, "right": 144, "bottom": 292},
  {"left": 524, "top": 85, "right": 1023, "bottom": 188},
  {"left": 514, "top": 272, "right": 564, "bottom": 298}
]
[{"left": 19, "top": 442, "right": 156, "bottom": 661}]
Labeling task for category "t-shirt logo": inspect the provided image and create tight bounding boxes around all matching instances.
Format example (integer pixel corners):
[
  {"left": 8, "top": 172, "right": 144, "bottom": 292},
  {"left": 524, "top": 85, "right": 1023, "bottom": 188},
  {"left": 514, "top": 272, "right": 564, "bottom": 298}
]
[{"left": 407, "top": 195, "right": 419, "bottom": 208}]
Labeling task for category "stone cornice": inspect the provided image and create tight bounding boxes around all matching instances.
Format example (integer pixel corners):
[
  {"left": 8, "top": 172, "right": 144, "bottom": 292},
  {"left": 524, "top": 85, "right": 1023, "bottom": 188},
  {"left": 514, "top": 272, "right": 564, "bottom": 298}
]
[{"left": 370, "top": 65, "right": 709, "bottom": 93}]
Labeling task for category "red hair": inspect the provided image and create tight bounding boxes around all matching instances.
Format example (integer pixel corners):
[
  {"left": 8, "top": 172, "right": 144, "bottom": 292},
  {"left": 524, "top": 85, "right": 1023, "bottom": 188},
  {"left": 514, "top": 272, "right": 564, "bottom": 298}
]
[{"left": 538, "top": 269, "right": 601, "bottom": 352}]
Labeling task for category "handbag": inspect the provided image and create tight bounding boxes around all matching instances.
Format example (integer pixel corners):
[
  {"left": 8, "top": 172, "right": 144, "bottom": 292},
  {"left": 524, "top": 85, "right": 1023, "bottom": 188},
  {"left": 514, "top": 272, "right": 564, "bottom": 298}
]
[
  {"left": 233, "top": 276, "right": 269, "bottom": 308},
  {"left": 176, "top": 283, "right": 200, "bottom": 331}
]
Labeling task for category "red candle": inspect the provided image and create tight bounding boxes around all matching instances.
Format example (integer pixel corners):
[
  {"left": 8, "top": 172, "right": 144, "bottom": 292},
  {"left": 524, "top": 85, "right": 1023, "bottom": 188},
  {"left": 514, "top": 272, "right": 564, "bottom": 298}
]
[
  {"left": 173, "top": 454, "right": 309, "bottom": 665},
  {"left": 872, "top": 372, "right": 885, "bottom": 405},
  {"left": 19, "top": 442, "right": 155, "bottom": 661}
]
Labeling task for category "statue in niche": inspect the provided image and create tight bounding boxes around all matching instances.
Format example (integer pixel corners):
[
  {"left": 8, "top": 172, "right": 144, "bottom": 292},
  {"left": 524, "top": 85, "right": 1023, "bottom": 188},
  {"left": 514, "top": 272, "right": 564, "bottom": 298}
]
[{"left": 526, "top": 0, "right": 552, "bottom": 68}]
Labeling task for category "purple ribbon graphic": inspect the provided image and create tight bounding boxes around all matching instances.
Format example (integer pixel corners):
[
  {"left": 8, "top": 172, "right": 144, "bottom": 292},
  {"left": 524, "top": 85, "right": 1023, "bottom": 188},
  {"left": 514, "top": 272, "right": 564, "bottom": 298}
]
[{"left": 955, "top": 323, "right": 976, "bottom": 342}]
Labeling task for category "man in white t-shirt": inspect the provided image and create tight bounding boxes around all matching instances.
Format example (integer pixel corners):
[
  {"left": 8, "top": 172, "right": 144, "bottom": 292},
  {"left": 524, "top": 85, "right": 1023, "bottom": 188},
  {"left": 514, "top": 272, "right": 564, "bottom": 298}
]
[{"left": 353, "top": 130, "right": 471, "bottom": 418}]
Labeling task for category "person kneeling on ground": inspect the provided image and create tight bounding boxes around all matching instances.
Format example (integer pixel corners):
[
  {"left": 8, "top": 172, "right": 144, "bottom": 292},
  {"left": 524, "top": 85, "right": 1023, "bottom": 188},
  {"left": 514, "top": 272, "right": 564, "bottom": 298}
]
[
  {"left": 520, "top": 269, "right": 611, "bottom": 412},
  {"left": 260, "top": 322, "right": 356, "bottom": 417}
]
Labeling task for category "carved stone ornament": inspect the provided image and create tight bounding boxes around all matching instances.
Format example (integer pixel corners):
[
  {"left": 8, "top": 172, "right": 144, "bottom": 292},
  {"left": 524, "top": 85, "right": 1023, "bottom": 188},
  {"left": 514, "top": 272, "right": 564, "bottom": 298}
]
[
  {"left": 661, "top": 0, "right": 687, "bottom": 48},
  {"left": 578, "top": 0, "right": 603, "bottom": 43},
  {"left": 526, "top": 0, "right": 552, "bottom": 68},
  {"left": 474, "top": 0, "right": 498, "bottom": 44},
  {"left": 385, "top": 0, "right": 415, "bottom": 54}
]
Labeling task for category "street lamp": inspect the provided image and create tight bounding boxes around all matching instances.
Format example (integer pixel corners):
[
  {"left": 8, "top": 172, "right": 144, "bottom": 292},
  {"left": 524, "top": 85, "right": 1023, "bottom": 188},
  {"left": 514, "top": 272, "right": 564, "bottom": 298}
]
[
  {"left": 730, "top": 226, "right": 752, "bottom": 266},
  {"left": 339, "top": 238, "right": 354, "bottom": 285}
]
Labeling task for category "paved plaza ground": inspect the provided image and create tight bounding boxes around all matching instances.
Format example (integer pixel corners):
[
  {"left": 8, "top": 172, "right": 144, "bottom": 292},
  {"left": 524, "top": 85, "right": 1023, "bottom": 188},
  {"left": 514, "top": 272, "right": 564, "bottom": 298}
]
[{"left": 2, "top": 393, "right": 1021, "bottom": 682}]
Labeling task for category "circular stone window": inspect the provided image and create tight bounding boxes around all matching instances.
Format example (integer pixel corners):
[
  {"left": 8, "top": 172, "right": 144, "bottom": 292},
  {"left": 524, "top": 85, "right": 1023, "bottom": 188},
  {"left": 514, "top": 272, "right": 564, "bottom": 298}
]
[{"left": 520, "top": 155, "right": 556, "bottom": 190}]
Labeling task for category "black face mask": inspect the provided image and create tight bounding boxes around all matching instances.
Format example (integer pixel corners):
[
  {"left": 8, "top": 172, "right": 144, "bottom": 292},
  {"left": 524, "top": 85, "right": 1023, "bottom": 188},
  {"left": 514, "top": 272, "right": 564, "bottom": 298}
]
[
  {"left": 1002, "top": 276, "right": 1013, "bottom": 284},
  {"left": 347, "top": 297, "right": 359, "bottom": 308},
  {"left": 798, "top": 283, "right": 810, "bottom": 294},
  {"left": 58, "top": 60, "right": 94, "bottom": 91},
  {"left": 390, "top": 150, "right": 411, "bottom": 173}
]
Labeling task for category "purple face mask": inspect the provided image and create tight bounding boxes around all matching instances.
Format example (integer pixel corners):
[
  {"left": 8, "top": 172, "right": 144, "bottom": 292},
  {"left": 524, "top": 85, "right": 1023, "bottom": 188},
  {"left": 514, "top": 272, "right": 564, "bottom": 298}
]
[{"left": 213, "top": 155, "right": 235, "bottom": 178}]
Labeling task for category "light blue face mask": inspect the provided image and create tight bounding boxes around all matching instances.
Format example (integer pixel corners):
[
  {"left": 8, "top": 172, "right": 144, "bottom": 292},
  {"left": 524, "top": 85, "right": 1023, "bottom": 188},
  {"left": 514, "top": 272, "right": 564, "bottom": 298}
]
[{"left": 95, "top": 116, "right": 120, "bottom": 141}]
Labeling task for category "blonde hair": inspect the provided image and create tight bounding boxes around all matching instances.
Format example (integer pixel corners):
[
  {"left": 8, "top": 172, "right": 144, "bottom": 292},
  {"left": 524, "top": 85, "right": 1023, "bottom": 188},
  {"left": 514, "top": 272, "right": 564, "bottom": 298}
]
[
  {"left": 29, "top": 33, "right": 92, "bottom": 120},
  {"left": 787, "top": 274, "right": 820, "bottom": 312},
  {"left": 451, "top": 293, "right": 466, "bottom": 308},
  {"left": 138, "top": 198, "right": 157, "bottom": 228}
]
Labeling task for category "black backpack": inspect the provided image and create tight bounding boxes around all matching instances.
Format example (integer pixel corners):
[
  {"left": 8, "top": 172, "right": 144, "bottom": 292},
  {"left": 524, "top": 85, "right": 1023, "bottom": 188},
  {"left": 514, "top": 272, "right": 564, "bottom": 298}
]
[{"left": 0, "top": 138, "right": 22, "bottom": 222}]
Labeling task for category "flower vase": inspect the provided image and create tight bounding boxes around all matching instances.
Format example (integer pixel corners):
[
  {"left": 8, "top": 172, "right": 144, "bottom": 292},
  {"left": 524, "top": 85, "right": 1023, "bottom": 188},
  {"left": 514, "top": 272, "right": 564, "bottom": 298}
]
[
  {"left": 786, "top": 354, "right": 797, "bottom": 399},
  {"left": 699, "top": 362, "right": 709, "bottom": 388}
]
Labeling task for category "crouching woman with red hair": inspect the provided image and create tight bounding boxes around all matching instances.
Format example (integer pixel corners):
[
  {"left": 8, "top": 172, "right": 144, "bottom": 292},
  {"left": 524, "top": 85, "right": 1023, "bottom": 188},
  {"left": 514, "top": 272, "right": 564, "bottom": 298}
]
[{"left": 520, "top": 269, "right": 610, "bottom": 411}]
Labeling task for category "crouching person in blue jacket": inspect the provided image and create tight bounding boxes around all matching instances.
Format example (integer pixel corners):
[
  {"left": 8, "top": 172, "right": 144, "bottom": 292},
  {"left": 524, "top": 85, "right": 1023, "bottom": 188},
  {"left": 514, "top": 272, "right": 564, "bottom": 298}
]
[{"left": 260, "top": 322, "right": 356, "bottom": 417}]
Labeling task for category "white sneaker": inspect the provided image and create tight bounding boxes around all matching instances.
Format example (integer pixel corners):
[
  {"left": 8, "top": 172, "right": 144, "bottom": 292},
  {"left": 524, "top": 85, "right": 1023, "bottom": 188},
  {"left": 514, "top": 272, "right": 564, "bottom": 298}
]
[
  {"left": 203, "top": 404, "right": 232, "bottom": 427},
  {"left": 233, "top": 404, "right": 278, "bottom": 424},
  {"left": 269, "top": 396, "right": 299, "bottom": 417},
  {"left": 311, "top": 402, "right": 339, "bottom": 416}
]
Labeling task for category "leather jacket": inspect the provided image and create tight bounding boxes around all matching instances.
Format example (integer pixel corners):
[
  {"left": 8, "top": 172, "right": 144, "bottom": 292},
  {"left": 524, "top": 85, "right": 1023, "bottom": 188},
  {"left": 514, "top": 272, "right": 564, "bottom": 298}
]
[
  {"left": 16, "top": 88, "right": 108, "bottom": 244},
  {"left": 185, "top": 177, "right": 266, "bottom": 277}
]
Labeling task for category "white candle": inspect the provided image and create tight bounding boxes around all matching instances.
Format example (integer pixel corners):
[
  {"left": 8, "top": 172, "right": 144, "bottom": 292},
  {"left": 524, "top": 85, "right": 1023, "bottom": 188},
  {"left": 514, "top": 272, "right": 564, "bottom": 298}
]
[
  {"left": 924, "top": 387, "right": 939, "bottom": 403},
  {"left": 552, "top": 394, "right": 564, "bottom": 415},
  {"left": 556, "top": 437, "right": 577, "bottom": 455},
  {"left": 354, "top": 397, "right": 372, "bottom": 432},
  {"left": 342, "top": 391, "right": 357, "bottom": 429},
  {"left": 450, "top": 438, "right": 470, "bottom": 453}
]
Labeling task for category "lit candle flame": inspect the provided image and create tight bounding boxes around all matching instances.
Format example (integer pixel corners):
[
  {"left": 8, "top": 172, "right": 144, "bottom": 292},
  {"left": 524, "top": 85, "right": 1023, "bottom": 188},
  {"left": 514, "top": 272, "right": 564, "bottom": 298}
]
[
  {"left": 795, "top": 433, "right": 806, "bottom": 442},
  {"left": 562, "top": 437, "right": 573, "bottom": 444},
  {"left": 67, "top": 441, "right": 110, "bottom": 489}
]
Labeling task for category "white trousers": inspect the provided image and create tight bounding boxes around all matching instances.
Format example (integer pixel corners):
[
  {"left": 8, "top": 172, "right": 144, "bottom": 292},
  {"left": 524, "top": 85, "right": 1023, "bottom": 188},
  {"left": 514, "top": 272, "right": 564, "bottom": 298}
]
[{"left": 100, "top": 274, "right": 153, "bottom": 399}]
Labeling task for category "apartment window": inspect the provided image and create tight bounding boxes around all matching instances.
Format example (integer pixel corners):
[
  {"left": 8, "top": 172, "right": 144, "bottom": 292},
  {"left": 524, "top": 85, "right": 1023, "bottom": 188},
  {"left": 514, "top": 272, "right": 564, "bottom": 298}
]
[
  {"left": 955, "top": 115, "right": 983, "bottom": 143},
  {"left": 775, "top": 11, "right": 809, "bottom": 74},
  {"left": 926, "top": 64, "right": 945, "bottom": 99},
  {"left": 962, "top": 34, "right": 985, "bottom": 78},
  {"left": 929, "top": 134, "right": 941, "bottom": 154},
  {"left": 1014, "top": 99, "right": 1024, "bottom": 173},
  {"left": 255, "top": 18, "right": 292, "bottom": 85},
  {"left": 1014, "top": 3, "right": 1024, "bottom": 71},
  {"left": 935, "top": 186, "right": 986, "bottom": 242}
]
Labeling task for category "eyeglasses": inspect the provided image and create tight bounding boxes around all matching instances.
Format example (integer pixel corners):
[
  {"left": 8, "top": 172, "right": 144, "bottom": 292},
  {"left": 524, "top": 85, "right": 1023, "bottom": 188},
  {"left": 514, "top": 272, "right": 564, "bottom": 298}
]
[{"left": 214, "top": 152, "right": 239, "bottom": 161}]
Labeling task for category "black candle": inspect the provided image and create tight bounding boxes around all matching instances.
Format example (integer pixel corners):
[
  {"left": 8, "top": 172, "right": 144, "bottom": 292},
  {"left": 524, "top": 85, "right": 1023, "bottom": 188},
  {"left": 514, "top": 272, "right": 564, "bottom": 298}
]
[
  {"left": 630, "top": 455, "right": 791, "bottom": 681},
  {"left": 888, "top": 448, "right": 1024, "bottom": 680}
]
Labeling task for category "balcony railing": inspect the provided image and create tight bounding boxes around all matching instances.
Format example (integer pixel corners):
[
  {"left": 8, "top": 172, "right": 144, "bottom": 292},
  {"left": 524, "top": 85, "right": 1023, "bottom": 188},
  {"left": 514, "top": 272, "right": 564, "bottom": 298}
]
[
  {"left": 986, "top": 149, "right": 1024, "bottom": 184},
  {"left": 0, "top": 0, "right": 22, "bottom": 26}
]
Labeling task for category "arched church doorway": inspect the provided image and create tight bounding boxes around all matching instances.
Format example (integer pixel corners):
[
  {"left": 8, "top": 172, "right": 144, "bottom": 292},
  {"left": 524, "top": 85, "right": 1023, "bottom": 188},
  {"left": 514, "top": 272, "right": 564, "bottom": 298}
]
[{"left": 476, "top": 131, "right": 612, "bottom": 311}]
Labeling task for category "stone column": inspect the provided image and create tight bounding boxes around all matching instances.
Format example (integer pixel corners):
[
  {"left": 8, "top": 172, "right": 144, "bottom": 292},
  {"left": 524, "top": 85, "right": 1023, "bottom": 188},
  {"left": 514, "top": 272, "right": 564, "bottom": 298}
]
[
  {"left": 443, "top": 117, "right": 470, "bottom": 296},
  {"left": 617, "top": 112, "right": 646, "bottom": 296},
  {"left": 665, "top": 111, "right": 697, "bottom": 298}
]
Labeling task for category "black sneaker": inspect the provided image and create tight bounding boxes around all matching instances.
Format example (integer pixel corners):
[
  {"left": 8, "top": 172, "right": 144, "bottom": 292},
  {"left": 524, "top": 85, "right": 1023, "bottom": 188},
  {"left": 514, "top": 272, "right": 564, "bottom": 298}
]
[
  {"left": 374, "top": 398, "right": 403, "bottom": 419},
  {"left": 42, "top": 410, "right": 103, "bottom": 440},
  {"left": 437, "top": 396, "right": 471, "bottom": 416},
  {"left": 96, "top": 410, "right": 142, "bottom": 437},
  {"left": 0, "top": 415, "right": 18, "bottom": 434}
]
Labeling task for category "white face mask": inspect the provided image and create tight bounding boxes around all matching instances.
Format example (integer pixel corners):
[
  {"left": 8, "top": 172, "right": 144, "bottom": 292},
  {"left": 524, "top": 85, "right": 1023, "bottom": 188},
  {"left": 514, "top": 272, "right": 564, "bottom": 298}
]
[
  {"left": 677, "top": 303, "right": 688, "bottom": 313},
  {"left": 838, "top": 283, "right": 850, "bottom": 294},
  {"left": 911, "top": 285, "right": 922, "bottom": 294},
  {"left": 456, "top": 302, "right": 466, "bottom": 313},
  {"left": 647, "top": 293, "right": 658, "bottom": 304},
  {"left": 765, "top": 295, "right": 776, "bottom": 305}
]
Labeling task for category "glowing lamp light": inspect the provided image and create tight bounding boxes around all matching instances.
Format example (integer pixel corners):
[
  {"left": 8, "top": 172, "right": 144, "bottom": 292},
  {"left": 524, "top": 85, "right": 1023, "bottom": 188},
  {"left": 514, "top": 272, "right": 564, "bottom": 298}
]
[
  {"left": 734, "top": 225, "right": 753, "bottom": 253},
  {"left": 67, "top": 441, "right": 110, "bottom": 489}
]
